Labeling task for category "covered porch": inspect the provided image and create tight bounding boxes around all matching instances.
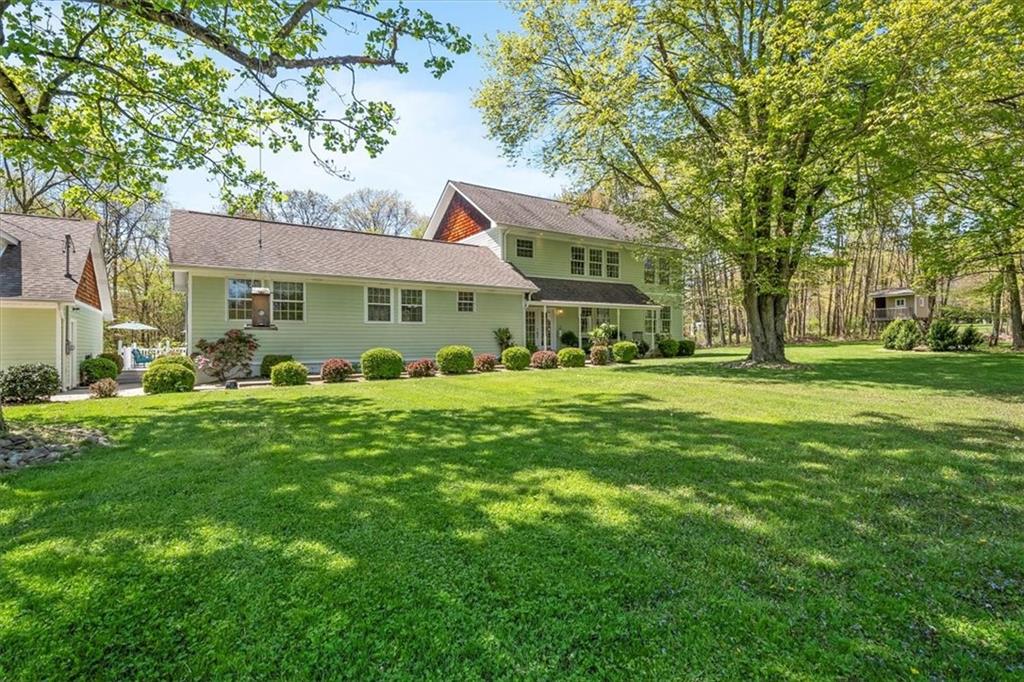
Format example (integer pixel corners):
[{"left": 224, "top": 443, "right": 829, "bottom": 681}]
[{"left": 524, "top": 277, "right": 662, "bottom": 351}]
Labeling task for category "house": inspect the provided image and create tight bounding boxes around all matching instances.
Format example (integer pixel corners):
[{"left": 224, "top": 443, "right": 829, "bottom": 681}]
[
  {"left": 869, "top": 287, "right": 931, "bottom": 322},
  {"left": 169, "top": 181, "right": 681, "bottom": 373},
  {"left": 0, "top": 213, "right": 114, "bottom": 389}
]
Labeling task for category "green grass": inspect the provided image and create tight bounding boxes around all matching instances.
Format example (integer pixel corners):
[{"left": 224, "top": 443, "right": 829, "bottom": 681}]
[{"left": 2, "top": 344, "right": 1022, "bottom": 679}]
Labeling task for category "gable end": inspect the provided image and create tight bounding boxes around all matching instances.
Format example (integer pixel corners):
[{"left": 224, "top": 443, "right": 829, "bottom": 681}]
[
  {"left": 75, "top": 250, "right": 102, "bottom": 309},
  {"left": 434, "top": 192, "right": 489, "bottom": 242}
]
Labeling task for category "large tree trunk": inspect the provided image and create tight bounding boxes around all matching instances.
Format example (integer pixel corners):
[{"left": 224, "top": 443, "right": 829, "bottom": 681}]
[
  {"left": 743, "top": 284, "right": 790, "bottom": 363},
  {"left": 1005, "top": 260, "right": 1024, "bottom": 350}
]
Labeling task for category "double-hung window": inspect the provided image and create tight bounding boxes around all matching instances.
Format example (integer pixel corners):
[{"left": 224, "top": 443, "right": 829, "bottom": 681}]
[
  {"left": 595, "top": 308, "right": 611, "bottom": 325},
  {"left": 589, "top": 248, "right": 603, "bottom": 277},
  {"left": 570, "top": 246, "right": 586, "bottom": 275},
  {"left": 644, "top": 258, "right": 655, "bottom": 284},
  {"left": 660, "top": 306, "right": 672, "bottom": 334},
  {"left": 606, "top": 251, "right": 620, "bottom": 278},
  {"left": 366, "top": 287, "right": 392, "bottom": 322},
  {"left": 400, "top": 289, "right": 424, "bottom": 323},
  {"left": 516, "top": 238, "right": 534, "bottom": 258},
  {"left": 272, "top": 281, "right": 304, "bottom": 321},
  {"left": 580, "top": 307, "right": 593, "bottom": 334},
  {"left": 227, "top": 279, "right": 261, "bottom": 320},
  {"left": 645, "top": 310, "right": 657, "bottom": 334},
  {"left": 657, "top": 257, "right": 671, "bottom": 285},
  {"left": 457, "top": 291, "right": 475, "bottom": 312}
]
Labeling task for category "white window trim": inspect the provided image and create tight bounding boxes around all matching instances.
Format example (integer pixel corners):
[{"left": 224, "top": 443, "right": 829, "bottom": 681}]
[
  {"left": 271, "top": 280, "right": 306, "bottom": 323},
  {"left": 399, "top": 288, "right": 426, "bottom": 325},
  {"left": 364, "top": 286, "right": 394, "bottom": 324},
  {"left": 516, "top": 238, "right": 534, "bottom": 258},
  {"left": 894, "top": 297, "right": 907, "bottom": 308},
  {"left": 570, "top": 245, "right": 586, "bottom": 275},
  {"left": 588, "top": 248, "right": 604, "bottom": 277},
  {"left": 606, "top": 250, "right": 620, "bottom": 279},
  {"left": 226, "top": 277, "right": 263, "bottom": 322},
  {"left": 660, "top": 306, "right": 672, "bottom": 334},
  {"left": 456, "top": 291, "right": 475, "bottom": 313}
]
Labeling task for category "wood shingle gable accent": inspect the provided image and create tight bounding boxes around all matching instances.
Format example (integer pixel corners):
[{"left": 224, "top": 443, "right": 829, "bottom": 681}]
[
  {"left": 434, "top": 192, "right": 490, "bottom": 243},
  {"left": 74, "top": 250, "right": 102, "bottom": 309}
]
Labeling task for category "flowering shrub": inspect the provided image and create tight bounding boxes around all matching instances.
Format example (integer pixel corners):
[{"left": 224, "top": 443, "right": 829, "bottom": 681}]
[
  {"left": 89, "top": 378, "right": 119, "bottom": 398},
  {"left": 556, "top": 347, "right": 586, "bottom": 368},
  {"left": 80, "top": 357, "right": 118, "bottom": 383},
  {"left": 474, "top": 353, "right": 498, "bottom": 372},
  {"left": 589, "top": 323, "right": 619, "bottom": 346},
  {"left": 360, "top": 348, "right": 404, "bottom": 380},
  {"left": 435, "top": 345, "right": 474, "bottom": 374},
  {"left": 612, "top": 341, "right": 638, "bottom": 363},
  {"left": 530, "top": 350, "right": 558, "bottom": 369},
  {"left": 501, "top": 346, "right": 531, "bottom": 371},
  {"left": 0, "top": 363, "right": 61, "bottom": 403},
  {"left": 406, "top": 358, "right": 438, "bottom": 378},
  {"left": 321, "top": 358, "right": 353, "bottom": 383},
  {"left": 270, "top": 360, "right": 308, "bottom": 386},
  {"left": 142, "top": 364, "right": 195, "bottom": 394},
  {"left": 195, "top": 329, "right": 259, "bottom": 381},
  {"left": 589, "top": 345, "right": 611, "bottom": 366}
]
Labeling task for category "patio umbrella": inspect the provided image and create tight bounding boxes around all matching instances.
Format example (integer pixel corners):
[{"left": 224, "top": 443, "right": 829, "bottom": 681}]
[{"left": 108, "top": 321, "right": 159, "bottom": 331}]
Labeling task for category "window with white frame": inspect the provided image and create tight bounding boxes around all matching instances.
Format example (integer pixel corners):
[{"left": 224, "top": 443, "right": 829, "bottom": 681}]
[
  {"left": 516, "top": 238, "right": 534, "bottom": 258},
  {"left": 657, "top": 257, "right": 670, "bottom": 285},
  {"left": 272, "top": 281, "right": 304, "bottom": 321},
  {"left": 595, "top": 308, "right": 611, "bottom": 325},
  {"left": 525, "top": 309, "right": 537, "bottom": 344},
  {"left": 606, "top": 251, "right": 620, "bottom": 278},
  {"left": 645, "top": 310, "right": 656, "bottom": 333},
  {"left": 894, "top": 297, "right": 907, "bottom": 308},
  {"left": 580, "top": 307, "right": 593, "bottom": 334},
  {"left": 660, "top": 306, "right": 672, "bottom": 334},
  {"left": 227, "top": 278, "right": 262, "bottom": 320},
  {"left": 589, "top": 248, "right": 603, "bottom": 277},
  {"left": 570, "top": 246, "right": 585, "bottom": 275},
  {"left": 400, "top": 289, "right": 424, "bottom": 323},
  {"left": 366, "top": 287, "right": 392, "bottom": 322},
  {"left": 644, "top": 258, "right": 655, "bottom": 284},
  {"left": 457, "top": 291, "right": 475, "bottom": 312}
]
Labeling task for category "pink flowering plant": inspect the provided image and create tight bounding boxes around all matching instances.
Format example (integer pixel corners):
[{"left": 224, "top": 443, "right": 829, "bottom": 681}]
[{"left": 194, "top": 329, "right": 259, "bottom": 382}]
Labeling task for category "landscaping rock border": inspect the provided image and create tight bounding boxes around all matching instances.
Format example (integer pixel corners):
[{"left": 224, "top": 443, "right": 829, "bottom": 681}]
[{"left": 0, "top": 425, "right": 110, "bottom": 472}]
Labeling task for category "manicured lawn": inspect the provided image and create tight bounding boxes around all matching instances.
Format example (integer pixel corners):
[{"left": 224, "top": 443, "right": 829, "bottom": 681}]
[{"left": 1, "top": 344, "right": 1022, "bottom": 678}]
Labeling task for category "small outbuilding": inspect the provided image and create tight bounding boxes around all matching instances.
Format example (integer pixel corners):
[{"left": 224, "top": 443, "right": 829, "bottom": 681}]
[{"left": 868, "top": 287, "right": 930, "bottom": 323}]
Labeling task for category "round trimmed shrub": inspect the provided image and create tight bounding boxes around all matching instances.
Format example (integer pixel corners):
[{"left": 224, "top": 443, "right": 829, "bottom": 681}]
[
  {"left": 474, "top": 353, "right": 498, "bottom": 372},
  {"left": 958, "top": 324, "right": 984, "bottom": 351},
  {"left": 100, "top": 351, "right": 124, "bottom": 372},
  {"left": 80, "top": 357, "right": 118, "bottom": 383},
  {"left": 677, "top": 338, "right": 696, "bottom": 356},
  {"left": 501, "top": 346, "right": 531, "bottom": 371},
  {"left": 657, "top": 337, "right": 679, "bottom": 358},
  {"left": 0, "top": 363, "right": 60, "bottom": 403},
  {"left": 89, "top": 378, "right": 118, "bottom": 399},
  {"left": 881, "top": 319, "right": 921, "bottom": 351},
  {"left": 435, "top": 345, "right": 474, "bottom": 374},
  {"left": 531, "top": 350, "right": 558, "bottom": 369},
  {"left": 557, "top": 347, "right": 586, "bottom": 368},
  {"left": 360, "top": 348, "right": 404, "bottom": 380},
  {"left": 406, "top": 358, "right": 438, "bottom": 378},
  {"left": 142, "top": 363, "right": 195, "bottom": 394},
  {"left": 150, "top": 354, "right": 197, "bottom": 373},
  {"left": 271, "top": 360, "right": 308, "bottom": 386},
  {"left": 612, "top": 341, "right": 638, "bottom": 363},
  {"left": 321, "top": 358, "right": 353, "bottom": 383},
  {"left": 260, "top": 354, "right": 293, "bottom": 378},
  {"left": 590, "top": 345, "right": 611, "bottom": 366},
  {"left": 927, "top": 319, "right": 959, "bottom": 352}
]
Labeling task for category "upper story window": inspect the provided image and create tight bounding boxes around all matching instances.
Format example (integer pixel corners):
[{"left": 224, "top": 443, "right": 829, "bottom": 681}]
[
  {"left": 272, "top": 281, "right": 304, "bottom": 321},
  {"left": 657, "top": 257, "right": 671, "bottom": 285},
  {"left": 644, "top": 258, "right": 655, "bottom": 284},
  {"left": 400, "top": 288, "right": 425, "bottom": 323},
  {"left": 457, "top": 291, "right": 475, "bottom": 312},
  {"left": 570, "top": 246, "right": 585, "bottom": 275},
  {"left": 606, "top": 251, "right": 620, "bottom": 278},
  {"left": 366, "top": 287, "right": 392, "bottom": 322},
  {"left": 516, "top": 238, "right": 534, "bottom": 258},
  {"left": 227, "top": 278, "right": 261, "bottom": 320},
  {"left": 588, "top": 248, "right": 603, "bottom": 277},
  {"left": 660, "top": 306, "right": 672, "bottom": 334}
]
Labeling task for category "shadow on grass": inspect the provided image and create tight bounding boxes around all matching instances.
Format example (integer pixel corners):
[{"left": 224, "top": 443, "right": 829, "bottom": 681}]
[
  {"left": 618, "top": 349, "right": 1024, "bottom": 402},
  {"left": 1, "top": 391, "right": 1023, "bottom": 677}
]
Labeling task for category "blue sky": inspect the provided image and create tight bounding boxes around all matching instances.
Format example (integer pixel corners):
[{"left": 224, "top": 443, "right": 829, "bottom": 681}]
[{"left": 165, "top": 1, "right": 566, "bottom": 216}]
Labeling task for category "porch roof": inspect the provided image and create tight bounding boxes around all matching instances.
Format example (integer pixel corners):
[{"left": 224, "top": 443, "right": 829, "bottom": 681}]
[{"left": 528, "top": 277, "right": 659, "bottom": 308}]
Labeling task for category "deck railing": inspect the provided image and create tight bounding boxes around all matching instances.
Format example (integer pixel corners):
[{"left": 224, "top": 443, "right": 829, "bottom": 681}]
[{"left": 872, "top": 307, "right": 913, "bottom": 321}]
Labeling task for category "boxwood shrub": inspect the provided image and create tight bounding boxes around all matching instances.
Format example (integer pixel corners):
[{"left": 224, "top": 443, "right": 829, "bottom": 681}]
[
  {"left": 360, "top": 348, "right": 404, "bottom": 380},
  {"left": 150, "top": 354, "right": 197, "bottom": 373},
  {"left": 612, "top": 341, "right": 638, "bottom": 363},
  {"left": 881, "top": 319, "right": 922, "bottom": 350},
  {"left": 80, "top": 357, "right": 118, "bottom": 383},
  {"left": 0, "top": 363, "right": 61, "bottom": 403},
  {"left": 501, "top": 346, "right": 531, "bottom": 371},
  {"left": 590, "top": 345, "right": 611, "bottom": 366},
  {"left": 270, "top": 360, "right": 308, "bottom": 386},
  {"left": 657, "top": 337, "right": 679, "bottom": 358},
  {"left": 474, "top": 353, "right": 498, "bottom": 372},
  {"left": 142, "top": 363, "right": 195, "bottom": 394},
  {"left": 321, "top": 358, "right": 353, "bottom": 383},
  {"left": 100, "top": 351, "right": 124, "bottom": 372},
  {"left": 435, "top": 345, "right": 474, "bottom": 374},
  {"left": 531, "top": 350, "right": 558, "bottom": 369},
  {"left": 406, "top": 358, "right": 438, "bottom": 378},
  {"left": 260, "top": 354, "right": 293, "bottom": 378},
  {"left": 556, "top": 347, "right": 586, "bottom": 368},
  {"left": 678, "top": 338, "right": 696, "bottom": 356}
]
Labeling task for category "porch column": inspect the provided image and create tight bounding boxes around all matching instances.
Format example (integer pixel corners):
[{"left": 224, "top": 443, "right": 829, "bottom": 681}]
[
  {"left": 616, "top": 308, "right": 621, "bottom": 333},
  {"left": 578, "top": 308, "right": 583, "bottom": 348}
]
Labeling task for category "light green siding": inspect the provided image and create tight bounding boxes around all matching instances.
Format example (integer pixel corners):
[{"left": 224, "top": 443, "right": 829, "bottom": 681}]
[
  {"left": 0, "top": 305, "right": 58, "bottom": 370},
  {"left": 71, "top": 305, "right": 104, "bottom": 360},
  {"left": 190, "top": 275, "right": 525, "bottom": 370}
]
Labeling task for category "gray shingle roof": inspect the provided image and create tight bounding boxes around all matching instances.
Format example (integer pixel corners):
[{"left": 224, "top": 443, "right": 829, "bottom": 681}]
[
  {"left": 529, "top": 277, "right": 658, "bottom": 307},
  {"left": 869, "top": 287, "right": 915, "bottom": 297},
  {"left": 0, "top": 213, "right": 98, "bottom": 301},
  {"left": 451, "top": 181, "right": 643, "bottom": 242},
  {"left": 169, "top": 210, "right": 537, "bottom": 291}
]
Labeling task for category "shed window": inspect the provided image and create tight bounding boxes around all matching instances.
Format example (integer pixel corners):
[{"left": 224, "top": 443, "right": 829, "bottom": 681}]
[
  {"left": 272, "top": 281, "right": 304, "bottom": 321},
  {"left": 228, "top": 278, "right": 262, "bottom": 320},
  {"left": 894, "top": 297, "right": 907, "bottom": 308},
  {"left": 570, "top": 246, "right": 585, "bottom": 275},
  {"left": 589, "top": 248, "right": 603, "bottom": 277},
  {"left": 400, "top": 289, "right": 424, "bottom": 323},
  {"left": 457, "top": 291, "right": 475, "bottom": 312},
  {"left": 516, "top": 238, "right": 534, "bottom": 258},
  {"left": 606, "top": 251, "right": 620, "bottom": 278},
  {"left": 366, "top": 287, "right": 392, "bottom": 322}
]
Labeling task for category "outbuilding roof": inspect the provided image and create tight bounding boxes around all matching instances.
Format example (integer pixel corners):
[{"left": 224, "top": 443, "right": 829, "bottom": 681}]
[
  {"left": 868, "top": 287, "right": 915, "bottom": 297},
  {"left": 0, "top": 213, "right": 100, "bottom": 302},
  {"left": 169, "top": 210, "right": 537, "bottom": 291}
]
